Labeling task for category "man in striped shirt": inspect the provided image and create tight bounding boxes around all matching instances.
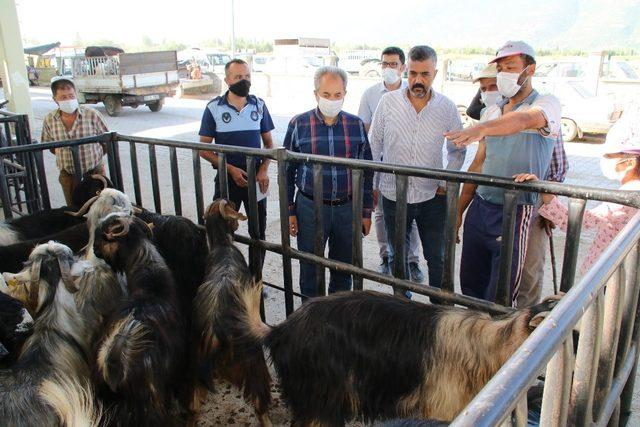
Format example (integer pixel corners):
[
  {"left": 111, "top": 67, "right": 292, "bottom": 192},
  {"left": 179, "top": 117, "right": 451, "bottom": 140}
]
[
  {"left": 41, "top": 76, "right": 108, "bottom": 206},
  {"left": 369, "top": 45, "right": 466, "bottom": 294},
  {"left": 285, "top": 66, "right": 374, "bottom": 299}
]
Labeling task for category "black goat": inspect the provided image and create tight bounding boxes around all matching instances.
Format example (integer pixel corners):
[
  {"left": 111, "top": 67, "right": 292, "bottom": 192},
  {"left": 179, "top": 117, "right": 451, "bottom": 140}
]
[
  {"left": 0, "top": 277, "right": 33, "bottom": 367},
  {"left": 93, "top": 213, "right": 187, "bottom": 426},
  {"left": 135, "top": 209, "right": 208, "bottom": 321},
  {"left": 265, "top": 291, "right": 561, "bottom": 425},
  {"left": 0, "top": 173, "right": 112, "bottom": 247},
  {"left": 0, "top": 223, "right": 89, "bottom": 274},
  {"left": 190, "top": 199, "right": 271, "bottom": 426},
  {"left": 0, "top": 242, "right": 101, "bottom": 426}
]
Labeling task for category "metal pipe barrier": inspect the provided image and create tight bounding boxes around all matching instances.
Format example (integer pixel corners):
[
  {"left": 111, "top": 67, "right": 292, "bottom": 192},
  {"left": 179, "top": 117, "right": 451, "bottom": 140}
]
[{"left": 2, "top": 133, "right": 640, "bottom": 425}]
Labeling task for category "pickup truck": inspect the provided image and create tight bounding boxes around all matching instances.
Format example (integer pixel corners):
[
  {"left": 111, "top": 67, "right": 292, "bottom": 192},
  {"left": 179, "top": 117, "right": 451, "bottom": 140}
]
[{"left": 71, "top": 49, "right": 179, "bottom": 116}]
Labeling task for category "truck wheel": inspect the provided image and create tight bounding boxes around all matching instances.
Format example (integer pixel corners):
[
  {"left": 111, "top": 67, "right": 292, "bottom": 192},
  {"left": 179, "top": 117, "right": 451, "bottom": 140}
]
[
  {"left": 561, "top": 118, "right": 579, "bottom": 142},
  {"left": 104, "top": 95, "right": 122, "bottom": 116},
  {"left": 147, "top": 99, "right": 164, "bottom": 112}
]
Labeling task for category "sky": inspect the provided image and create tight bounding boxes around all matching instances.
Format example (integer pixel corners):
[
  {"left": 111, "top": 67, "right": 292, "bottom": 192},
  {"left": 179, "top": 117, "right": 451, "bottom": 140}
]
[{"left": 13, "top": 0, "right": 640, "bottom": 51}]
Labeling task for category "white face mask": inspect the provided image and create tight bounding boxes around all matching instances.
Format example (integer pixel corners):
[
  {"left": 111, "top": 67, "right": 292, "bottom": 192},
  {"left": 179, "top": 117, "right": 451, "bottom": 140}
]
[
  {"left": 480, "top": 90, "right": 501, "bottom": 107},
  {"left": 317, "top": 96, "right": 343, "bottom": 118},
  {"left": 382, "top": 68, "right": 400, "bottom": 86},
  {"left": 600, "top": 157, "right": 631, "bottom": 181},
  {"left": 497, "top": 66, "right": 530, "bottom": 98},
  {"left": 58, "top": 99, "right": 78, "bottom": 114}
]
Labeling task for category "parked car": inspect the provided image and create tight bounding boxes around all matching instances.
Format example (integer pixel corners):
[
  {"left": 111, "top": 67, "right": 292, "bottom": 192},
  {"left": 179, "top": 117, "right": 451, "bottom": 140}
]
[
  {"left": 534, "top": 78, "right": 622, "bottom": 141},
  {"left": 447, "top": 60, "right": 486, "bottom": 81},
  {"left": 252, "top": 55, "right": 274, "bottom": 73},
  {"left": 340, "top": 50, "right": 378, "bottom": 74}
]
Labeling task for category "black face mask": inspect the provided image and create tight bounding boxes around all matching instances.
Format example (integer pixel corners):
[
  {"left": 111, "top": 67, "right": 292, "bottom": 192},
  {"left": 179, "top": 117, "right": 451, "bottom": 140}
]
[{"left": 228, "top": 79, "right": 251, "bottom": 97}]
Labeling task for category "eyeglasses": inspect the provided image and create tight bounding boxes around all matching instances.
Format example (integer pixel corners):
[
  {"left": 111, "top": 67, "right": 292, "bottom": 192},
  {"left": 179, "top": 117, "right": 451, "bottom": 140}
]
[{"left": 381, "top": 61, "right": 399, "bottom": 69}]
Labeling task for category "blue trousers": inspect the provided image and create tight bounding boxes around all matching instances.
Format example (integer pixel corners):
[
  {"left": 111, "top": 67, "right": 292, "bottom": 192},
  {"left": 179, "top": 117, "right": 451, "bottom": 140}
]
[
  {"left": 296, "top": 193, "right": 353, "bottom": 298},
  {"left": 382, "top": 195, "right": 446, "bottom": 288},
  {"left": 460, "top": 195, "right": 534, "bottom": 305}
]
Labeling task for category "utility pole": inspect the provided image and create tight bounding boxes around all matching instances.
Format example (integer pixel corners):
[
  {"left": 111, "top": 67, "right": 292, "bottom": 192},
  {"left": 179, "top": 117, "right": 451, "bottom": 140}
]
[{"left": 231, "top": 0, "right": 236, "bottom": 57}]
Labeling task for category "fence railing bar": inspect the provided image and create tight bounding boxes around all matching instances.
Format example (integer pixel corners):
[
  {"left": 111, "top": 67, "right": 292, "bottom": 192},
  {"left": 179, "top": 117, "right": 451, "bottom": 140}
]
[
  {"left": 276, "top": 148, "right": 294, "bottom": 315},
  {"left": 192, "top": 150, "right": 204, "bottom": 225},
  {"left": 312, "top": 163, "right": 325, "bottom": 297},
  {"left": 351, "top": 168, "right": 364, "bottom": 291},
  {"left": 494, "top": 189, "right": 518, "bottom": 306},
  {"left": 442, "top": 181, "right": 460, "bottom": 296},
  {"left": 540, "top": 337, "right": 574, "bottom": 427},
  {"left": 245, "top": 156, "right": 265, "bottom": 321},
  {"left": 217, "top": 153, "right": 229, "bottom": 200},
  {"left": 595, "top": 343, "right": 637, "bottom": 427},
  {"left": 560, "top": 197, "right": 587, "bottom": 292},
  {"left": 169, "top": 146, "right": 182, "bottom": 216},
  {"left": 148, "top": 144, "right": 161, "bottom": 213},
  {"left": 392, "top": 174, "right": 408, "bottom": 297},
  {"left": 129, "top": 141, "right": 142, "bottom": 206}
]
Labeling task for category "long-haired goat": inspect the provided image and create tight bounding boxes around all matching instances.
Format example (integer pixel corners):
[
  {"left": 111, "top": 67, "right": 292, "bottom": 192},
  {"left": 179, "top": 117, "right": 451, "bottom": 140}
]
[
  {"left": 190, "top": 199, "right": 271, "bottom": 426},
  {"left": 0, "top": 242, "right": 101, "bottom": 426},
  {"left": 265, "top": 290, "right": 561, "bottom": 425},
  {"left": 0, "top": 277, "right": 33, "bottom": 367},
  {"left": 0, "top": 173, "right": 112, "bottom": 247},
  {"left": 93, "top": 213, "right": 187, "bottom": 426}
]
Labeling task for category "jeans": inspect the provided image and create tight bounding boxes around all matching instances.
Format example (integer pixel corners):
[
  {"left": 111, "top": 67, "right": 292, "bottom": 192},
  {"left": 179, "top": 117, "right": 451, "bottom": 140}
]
[
  {"left": 375, "top": 195, "right": 421, "bottom": 263},
  {"left": 296, "top": 192, "right": 353, "bottom": 298},
  {"left": 382, "top": 195, "right": 446, "bottom": 288}
]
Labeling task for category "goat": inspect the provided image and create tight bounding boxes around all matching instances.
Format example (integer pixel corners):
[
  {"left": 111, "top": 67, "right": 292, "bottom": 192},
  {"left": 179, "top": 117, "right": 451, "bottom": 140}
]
[
  {"left": 0, "top": 241, "right": 101, "bottom": 426},
  {"left": 135, "top": 209, "right": 208, "bottom": 322},
  {"left": 0, "top": 276, "right": 33, "bottom": 367},
  {"left": 265, "top": 290, "right": 561, "bottom": 425},
  {"left": 190, "top": 199, "right": 271, "bottom": 426},
  {"left": 93, "top": 213, "right": 187, "bottom": 426},
  {"left": 0, "top": 173, "right": 112, "bottom": 247}
]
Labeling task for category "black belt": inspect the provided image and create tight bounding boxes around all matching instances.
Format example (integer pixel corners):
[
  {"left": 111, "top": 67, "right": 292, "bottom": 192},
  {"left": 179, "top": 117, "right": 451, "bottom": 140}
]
[{"left": 299, "top": 190, "right": 351, "bottom": 206}]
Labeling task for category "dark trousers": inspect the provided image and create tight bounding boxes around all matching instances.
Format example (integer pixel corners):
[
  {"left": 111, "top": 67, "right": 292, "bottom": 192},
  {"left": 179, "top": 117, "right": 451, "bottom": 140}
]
[
  {"left": 296, "top": 192, "right": 353, "bottom": 299},
  {"left": 214, "top": 174, "right": 267, "bottom": 266},
  {"left": 460, "top": 195, "right": 534, "bottom": 306},
  {"left": 382, "top": 195, "right": 447, "bottom": 288}
]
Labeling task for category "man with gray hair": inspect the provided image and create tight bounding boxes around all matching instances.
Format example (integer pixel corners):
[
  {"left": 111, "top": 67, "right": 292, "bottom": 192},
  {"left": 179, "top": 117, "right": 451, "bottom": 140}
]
[
  {"left": 369, "top": 45, "right": 466, "bottom": 297},
  {"left": 284, "top": 66, "right": 374, "bottom": 299}
]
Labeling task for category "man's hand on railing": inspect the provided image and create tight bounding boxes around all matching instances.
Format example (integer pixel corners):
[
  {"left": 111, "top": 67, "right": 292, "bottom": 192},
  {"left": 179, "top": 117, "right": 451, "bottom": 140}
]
[
  {"left": 289, "top": 215, "right": 298, "bottom": 237},
  {"left": 362, "top": 218, "right": 371, "bottom": 236},
  {"left": 512, "top": 173, "right": 554, "bottom": 204},
  {"left": 256, "top": 166, "right": 269, "bottom": 194}
]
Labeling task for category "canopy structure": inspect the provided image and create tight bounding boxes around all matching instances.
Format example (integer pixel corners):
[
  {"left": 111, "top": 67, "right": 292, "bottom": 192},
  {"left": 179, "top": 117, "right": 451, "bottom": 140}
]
[{"left": 23, "top": 42, "right": 60, "bottom": 56}]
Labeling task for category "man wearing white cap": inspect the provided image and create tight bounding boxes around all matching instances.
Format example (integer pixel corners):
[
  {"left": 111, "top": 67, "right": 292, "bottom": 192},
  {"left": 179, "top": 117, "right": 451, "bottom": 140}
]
[
  {"left": 446, "top": 41, "right": 567, "bottom": 306},
  {"left": 465, "top": 63, "right": 500, "bottom": 121},
  {"left": 41, "top": 76, "right": 109, "bottom": 205}
]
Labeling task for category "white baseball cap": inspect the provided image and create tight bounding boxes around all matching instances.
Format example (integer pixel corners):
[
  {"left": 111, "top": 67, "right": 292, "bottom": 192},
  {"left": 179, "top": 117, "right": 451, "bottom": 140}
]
[
  {"left": 50, "top": 75, "right": 74, "bottom": 88},
  {"left": 472, "top": 63, "right": 497, "bottom": 83},
  {"left": 490, "top": 41, "right": 536, "bottom": 63}
]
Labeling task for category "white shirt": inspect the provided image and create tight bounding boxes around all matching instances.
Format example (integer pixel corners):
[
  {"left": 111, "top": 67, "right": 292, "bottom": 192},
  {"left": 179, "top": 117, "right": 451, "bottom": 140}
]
[
  {"left": 369, "top": 88, "right": 466, "bottom": 204},
  {"left": 358, "top": 80, "right": 409, "bottom": 125}
]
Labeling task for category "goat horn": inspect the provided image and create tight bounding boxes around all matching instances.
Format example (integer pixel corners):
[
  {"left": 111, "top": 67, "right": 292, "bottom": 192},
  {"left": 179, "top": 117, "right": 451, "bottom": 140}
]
[
  {"left": 58, "top": 258, "right": 78, "bottom": 294},
  {"left": 28, "top": 260, "right": 42, "bottom": 312},
  {"left": 65, "top": 195, "right": 100, "bottom": 217},
  {"left": 218, "top": 199, "right": 229, "bottom": 219},
  {"left": 90, "top": 174, "right": 109, "bottom": 191},
  {"left": 132, "top": 206, "right": 142, "bottom": 214},
  {"left": 105, "top": 217, "right": 130, "bottom": 240}
]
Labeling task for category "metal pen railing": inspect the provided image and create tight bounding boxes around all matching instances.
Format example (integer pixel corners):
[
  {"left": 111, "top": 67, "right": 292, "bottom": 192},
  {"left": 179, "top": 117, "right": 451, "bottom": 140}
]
[{"left": 1, "top": 133, "right": 640, "bottom": 425}]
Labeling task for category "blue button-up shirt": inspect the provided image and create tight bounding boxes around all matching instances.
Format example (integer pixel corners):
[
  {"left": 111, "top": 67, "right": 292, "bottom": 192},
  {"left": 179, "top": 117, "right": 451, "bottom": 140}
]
[{"left": 284, "top": 108, "right": 374, "bottom": 218}]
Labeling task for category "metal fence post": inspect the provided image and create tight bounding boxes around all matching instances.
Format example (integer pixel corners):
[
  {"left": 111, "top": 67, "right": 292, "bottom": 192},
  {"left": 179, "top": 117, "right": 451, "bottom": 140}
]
[
  {"left": 495, "top": 189, "right": 518, "bottom": 306},
  {"left": 276, "top": 147, "right": 294, "bottom": 315},
  {"left": 560, "top": 198, "right": 587, "bottom": 292},
  {"left": 442, "top": 181, "right": 461, "bottom": 295},
  {"left": 392, "top": 174, "right": 408, "bottom": 297},
  {"left": 351, "top": 168, "right": 364, "bottom": 291},
  {"left": 313, "top": 163, "right": 325, "bottom": 297},
  {"left": 217, "top": 153, "right": 229, "bottom": 200}
]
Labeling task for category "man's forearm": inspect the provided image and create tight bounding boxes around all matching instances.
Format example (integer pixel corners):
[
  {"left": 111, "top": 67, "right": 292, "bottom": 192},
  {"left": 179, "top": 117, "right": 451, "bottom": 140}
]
[
  {"left": 479, "top": 110, "right": 544, "bottom": 138},
  {"left": 200, "top": 150, "right": 219, "bottom": 167},
  {"left": 458, "top": 183, "right": 477, "bottom": 217}
]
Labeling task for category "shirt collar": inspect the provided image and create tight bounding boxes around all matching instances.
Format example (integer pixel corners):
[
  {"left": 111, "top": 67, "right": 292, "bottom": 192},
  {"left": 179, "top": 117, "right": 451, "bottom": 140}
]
[
  {"left": 218, "top": 91, "right": 257, "bottom": 109},
  {"left": 313, "top": 107, "right": 343, "bottom": 127},
  {"left": 379, "top": 80, "right": 406, "bottom": 93},
  {"left": 501, "top": 89, "right": 538, "bottom": 110}
]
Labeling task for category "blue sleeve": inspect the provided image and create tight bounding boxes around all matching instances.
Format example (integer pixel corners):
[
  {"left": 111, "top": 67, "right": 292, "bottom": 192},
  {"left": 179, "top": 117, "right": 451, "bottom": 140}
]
[
  {"left": 198, "top": 106, "right": 217, "bottom": 138},
  {"left": 260, "top": 103, "right": 276, "bottom": 133}
]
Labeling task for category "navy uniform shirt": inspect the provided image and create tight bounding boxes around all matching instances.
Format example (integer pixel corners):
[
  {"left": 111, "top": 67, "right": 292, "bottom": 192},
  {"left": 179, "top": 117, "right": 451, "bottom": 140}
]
[{"left": 198, "top": 92, "right": 275, "bottom": 169}]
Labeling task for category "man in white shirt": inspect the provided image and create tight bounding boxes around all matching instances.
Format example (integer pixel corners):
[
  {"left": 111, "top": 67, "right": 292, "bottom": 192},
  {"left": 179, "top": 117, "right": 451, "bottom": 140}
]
[
  {"left": 358, "top": 47, "right": 424, "bottom": 282},
  {"left": 369, "top": 45, "right": 466, "bottom": 294}
]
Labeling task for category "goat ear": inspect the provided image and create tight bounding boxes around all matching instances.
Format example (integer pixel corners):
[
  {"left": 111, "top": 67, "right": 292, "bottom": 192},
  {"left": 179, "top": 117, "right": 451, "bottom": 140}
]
[
  {"left": 528, "top": 293, "right": 563, "bottom": 328},
  {"left": 529, "top": 312, "right": 547, "bottom": 328}
]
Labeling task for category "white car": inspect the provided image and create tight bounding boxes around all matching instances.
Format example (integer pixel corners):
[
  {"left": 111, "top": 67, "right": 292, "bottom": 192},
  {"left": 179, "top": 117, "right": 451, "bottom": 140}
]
[{"left": 534, "top": 78, "right": 622, "bottom": 141}]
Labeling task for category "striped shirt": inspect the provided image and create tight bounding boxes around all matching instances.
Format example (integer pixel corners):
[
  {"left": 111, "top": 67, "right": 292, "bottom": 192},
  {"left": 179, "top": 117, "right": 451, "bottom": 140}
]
[
  {"left": 284, "top": 108, "right": 374, "bottom": 218},
  {"left": 369, "top": 88, "right": 466, "bottom": 204},
  {"left": 41, "top": 106, "right": 108, "bottom": 175},
  {"left": 358, "top": 80, "right": 409, "bottom": 125}
]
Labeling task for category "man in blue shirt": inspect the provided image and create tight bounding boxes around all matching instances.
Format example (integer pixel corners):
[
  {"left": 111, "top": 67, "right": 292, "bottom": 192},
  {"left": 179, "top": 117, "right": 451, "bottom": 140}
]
[
  {"left": 198, "top": 59, "right": 275, "bottom": 253},
  {"left": 284, "top": 66, "right": 373, "bottom": 299}
]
